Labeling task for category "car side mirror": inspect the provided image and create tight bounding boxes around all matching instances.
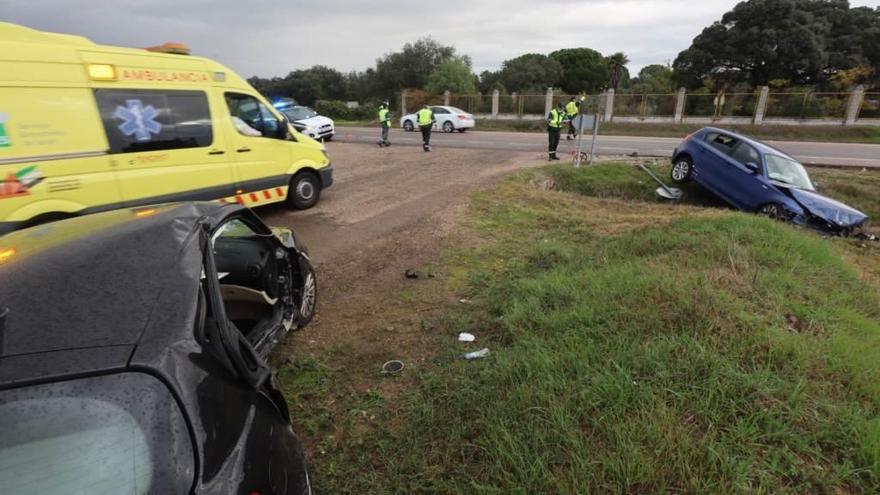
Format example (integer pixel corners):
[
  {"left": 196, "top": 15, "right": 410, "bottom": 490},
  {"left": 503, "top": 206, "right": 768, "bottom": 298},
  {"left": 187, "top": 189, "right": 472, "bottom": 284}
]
[
  {"left": 745, "top": 162, "right": 760, "bottom": 174},
  {"left": 812, "top": 181, "right": 819, "bottom": 189}
]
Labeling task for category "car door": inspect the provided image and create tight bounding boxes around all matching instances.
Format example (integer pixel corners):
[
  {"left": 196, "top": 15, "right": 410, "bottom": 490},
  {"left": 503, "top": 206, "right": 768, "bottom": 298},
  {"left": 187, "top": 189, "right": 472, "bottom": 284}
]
[
  {"left": 193, "top": 218, "right": 309, "bottom": 494},
  {"left": 95, "top": 88, "right": 237, "bottom": 206},
  {"left": 212, "top": 216, "right": 294, "bottom": 358},
  {"left": 222, "top": 92, "right": 295, "bottom": 202},
  {"left": 694, "top": 132, "right": 751, "bottom": 209},
  {"left": 431, "top": 106, "right": 449, "bottom": 130},
  {"left": 725, "top": 141, "right": 772, "bottom": 211}
]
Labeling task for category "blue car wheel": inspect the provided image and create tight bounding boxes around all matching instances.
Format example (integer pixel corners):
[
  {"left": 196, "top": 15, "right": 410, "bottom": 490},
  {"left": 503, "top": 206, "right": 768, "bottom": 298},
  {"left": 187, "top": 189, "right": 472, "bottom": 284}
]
[
  {"left": 671, "top": 157, "right": 693, "bottom": 184},
  {"left": 758, "top": 202, "right": 786, "bottom": 221}
]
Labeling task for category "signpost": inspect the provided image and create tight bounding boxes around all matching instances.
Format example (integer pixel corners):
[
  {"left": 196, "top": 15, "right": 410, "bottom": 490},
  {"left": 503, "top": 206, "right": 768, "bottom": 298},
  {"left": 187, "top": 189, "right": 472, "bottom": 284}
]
[{"left": 572, "top": 101, "right": 599, "bottom": 168}]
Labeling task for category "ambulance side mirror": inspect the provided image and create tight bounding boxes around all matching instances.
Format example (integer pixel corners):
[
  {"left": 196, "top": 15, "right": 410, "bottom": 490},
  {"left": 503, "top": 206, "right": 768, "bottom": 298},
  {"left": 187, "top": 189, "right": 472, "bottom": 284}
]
[{"left": 277, "top": 117, "right": 292, "bottom": 140}]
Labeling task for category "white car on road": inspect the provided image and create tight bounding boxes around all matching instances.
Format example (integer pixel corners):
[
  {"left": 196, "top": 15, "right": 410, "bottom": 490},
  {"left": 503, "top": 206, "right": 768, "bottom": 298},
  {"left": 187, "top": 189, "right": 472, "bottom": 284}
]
[
  {"left": 277, "top": 104, "right": 335, "bottom": 141},
  {"left": 400, "top": 105, "right": 475, "bottom": 133}
]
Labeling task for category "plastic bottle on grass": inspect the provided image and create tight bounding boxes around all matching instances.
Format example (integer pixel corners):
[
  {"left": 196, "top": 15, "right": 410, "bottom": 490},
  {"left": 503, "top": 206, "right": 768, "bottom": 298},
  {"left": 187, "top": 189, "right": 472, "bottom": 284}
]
[{"left": 464, "top": 348, "right": 490, "bottom": 360}]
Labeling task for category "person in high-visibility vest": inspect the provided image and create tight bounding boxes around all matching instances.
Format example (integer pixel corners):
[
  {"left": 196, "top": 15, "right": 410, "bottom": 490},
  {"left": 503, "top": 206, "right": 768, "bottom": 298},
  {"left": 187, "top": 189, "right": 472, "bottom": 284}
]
[
  {"left": 547, "top": 102, "right": 565, "bottom": 161},
  {"left": 377, "top": 101, "right": 391, "bottom": 147},
  {"left": 565, "top": 96, "right": 581, "bottom": 140},
  {"left": 417, "top": 105, "right": 435, "bottom": 152}
]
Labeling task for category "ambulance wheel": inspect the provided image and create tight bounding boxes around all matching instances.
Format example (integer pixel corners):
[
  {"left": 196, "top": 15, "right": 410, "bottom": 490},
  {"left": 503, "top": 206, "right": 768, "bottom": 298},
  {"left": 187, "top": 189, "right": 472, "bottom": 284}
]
[{"left": 288, "top": 172, "right": 321, "bottom": 210}]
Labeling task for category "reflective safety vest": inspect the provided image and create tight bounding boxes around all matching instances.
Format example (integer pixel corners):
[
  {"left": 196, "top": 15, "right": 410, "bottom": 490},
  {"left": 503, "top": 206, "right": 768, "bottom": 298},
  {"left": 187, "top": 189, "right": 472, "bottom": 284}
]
[
  {"left": 378, "top": 108, "right": 390, "bottom": 126},
  {"left": 565, "top": 101, "right": 579, "bottom": 117},
  {"left": 548, "top": 108, "right": 564, "bottom": 129},
  {"left": 417, "top": 108, "right": 434, "bottom": 126}
]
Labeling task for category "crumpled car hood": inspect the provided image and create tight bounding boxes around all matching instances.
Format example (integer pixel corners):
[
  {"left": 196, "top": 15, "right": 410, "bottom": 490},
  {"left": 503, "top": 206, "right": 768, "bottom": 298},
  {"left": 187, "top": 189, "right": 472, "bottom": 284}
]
[{"left": 787, "top": 187, "right": 868, "bottom": 227}]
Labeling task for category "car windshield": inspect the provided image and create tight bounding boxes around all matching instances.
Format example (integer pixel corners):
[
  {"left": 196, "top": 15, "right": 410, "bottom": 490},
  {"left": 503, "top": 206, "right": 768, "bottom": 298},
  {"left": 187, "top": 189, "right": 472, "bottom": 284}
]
[
  {"left": 283, "top": 106, "right": 317, "bottom": 121},
  {"left": 0, "top": 372, "right": 194, "bottom": 494},
  {"left": 764, "top": 154, "right": 814, "bottom": 190}
]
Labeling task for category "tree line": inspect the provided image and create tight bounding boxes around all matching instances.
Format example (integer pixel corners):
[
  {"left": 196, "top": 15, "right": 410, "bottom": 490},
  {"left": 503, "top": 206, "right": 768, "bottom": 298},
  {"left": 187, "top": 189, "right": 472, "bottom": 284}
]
[{"left": 248, "top": 0, "right": 880, "bottom": 108}]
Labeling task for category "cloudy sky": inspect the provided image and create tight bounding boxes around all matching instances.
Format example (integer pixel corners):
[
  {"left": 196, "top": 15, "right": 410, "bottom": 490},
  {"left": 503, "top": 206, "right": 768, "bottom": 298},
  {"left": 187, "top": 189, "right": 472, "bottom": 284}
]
[{"left": 2, "top": 0, "right": 878, "bottom": 78}]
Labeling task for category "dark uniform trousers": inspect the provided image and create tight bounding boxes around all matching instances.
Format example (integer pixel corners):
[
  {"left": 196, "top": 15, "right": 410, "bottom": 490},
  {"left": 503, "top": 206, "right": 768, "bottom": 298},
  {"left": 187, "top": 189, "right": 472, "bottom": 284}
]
[{"left": 548, "top": 127, "right": 561, "bottom": 156}]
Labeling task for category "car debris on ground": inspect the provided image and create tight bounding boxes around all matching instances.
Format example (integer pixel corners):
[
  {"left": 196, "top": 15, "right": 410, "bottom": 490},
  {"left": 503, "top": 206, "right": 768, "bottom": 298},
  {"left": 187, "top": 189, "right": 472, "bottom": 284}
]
[
  {"left": 464, "top": 348, "right": 491, "bottom": 360},
  {"left": 382, "top": 360, "right": 405, "bottom": 374}
]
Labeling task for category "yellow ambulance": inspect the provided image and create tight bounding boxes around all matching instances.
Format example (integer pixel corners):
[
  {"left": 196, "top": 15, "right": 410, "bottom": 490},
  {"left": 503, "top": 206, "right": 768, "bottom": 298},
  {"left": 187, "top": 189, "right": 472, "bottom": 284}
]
[{"left": 0, "top": 22, "right": 333, "bottom": 235}]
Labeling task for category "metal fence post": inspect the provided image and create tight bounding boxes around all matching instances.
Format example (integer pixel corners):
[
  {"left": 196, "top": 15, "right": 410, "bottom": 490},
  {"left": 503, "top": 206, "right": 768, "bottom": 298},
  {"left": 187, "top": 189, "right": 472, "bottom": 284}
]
[
  {"left": 491, "top": 89, "right": 499, "bottom": 119},
  {"left": 674, "top": 87, "right": 686, "bottom": 123},
  {"left": 604, "top": 89, "right": 615, "bottom": 122},
  {"left": 443, "top": 90, "right": 451, "bottom": 106},
  {"left": 753, "top": 86, "right": 769, "bottom": 125},
  {"left": 545, "top": 87, "right": 554, "bottom": 117},
  {"left": 845, "top": 85, "right": 866, "bottom": 125}
]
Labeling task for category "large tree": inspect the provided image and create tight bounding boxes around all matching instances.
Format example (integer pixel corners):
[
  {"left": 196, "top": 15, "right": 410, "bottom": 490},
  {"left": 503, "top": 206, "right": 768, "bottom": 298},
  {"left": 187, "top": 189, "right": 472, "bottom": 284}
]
[
  {"left": 497, "top": 53, "right": 563, "bottom": 92},
  {"left": 549, "top": 48, "right": 609, "bottom": 94},
  {"left": 374, "top": 38, "right": 465, "bottom": 90},
  {"left": 674, "top": 0, "right": 880, "bottom": 88},
  {"left": 425, "top": 58, "right": 476, "bottom": 93},
  {"left": 631, "top": 64, "right": 677, "bottom": 93},
  {"left": 345, "top": 68, "right": 379, "bottom": 102},
  {"left": 248, "top": 65, "right": 347, "bottom": 105},
  {"left": 478, "top": 70, "right": 506, "bottom": 94},
  {"left": 605, "top": 52, "right": 630, "bottom": 90}
]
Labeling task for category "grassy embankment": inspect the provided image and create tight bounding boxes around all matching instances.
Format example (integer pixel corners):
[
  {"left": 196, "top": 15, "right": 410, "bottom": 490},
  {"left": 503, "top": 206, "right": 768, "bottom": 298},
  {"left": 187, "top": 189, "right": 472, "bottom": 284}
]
[{"left": 280, "top": 163, "right": 880, "bottom": 493}]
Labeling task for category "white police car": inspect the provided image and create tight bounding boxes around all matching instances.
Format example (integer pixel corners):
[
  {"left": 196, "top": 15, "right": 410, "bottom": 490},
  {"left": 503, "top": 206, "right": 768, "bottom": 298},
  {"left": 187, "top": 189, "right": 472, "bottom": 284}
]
[
  {"left": 400, "top": 105, "right": 475, "bottom": 133},
  {"left": 276, "top": 103, "right": 335, "bottom": 141}
]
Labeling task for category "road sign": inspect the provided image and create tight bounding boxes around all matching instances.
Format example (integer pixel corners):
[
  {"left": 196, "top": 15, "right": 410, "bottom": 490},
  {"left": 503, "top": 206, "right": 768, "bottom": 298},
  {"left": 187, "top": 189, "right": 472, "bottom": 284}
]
[{"left": 571, "top": 114, "right": 595, "bottom": 132}]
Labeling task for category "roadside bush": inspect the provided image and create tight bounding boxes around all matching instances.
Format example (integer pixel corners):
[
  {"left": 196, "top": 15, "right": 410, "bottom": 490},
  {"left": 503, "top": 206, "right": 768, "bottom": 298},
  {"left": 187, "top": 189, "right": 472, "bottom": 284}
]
[
  {"left": 313, "top": 99, "right": 350, "bottom": 119},
  {"left": 313, "top": 99, "right": 381, "bottom": 121}
]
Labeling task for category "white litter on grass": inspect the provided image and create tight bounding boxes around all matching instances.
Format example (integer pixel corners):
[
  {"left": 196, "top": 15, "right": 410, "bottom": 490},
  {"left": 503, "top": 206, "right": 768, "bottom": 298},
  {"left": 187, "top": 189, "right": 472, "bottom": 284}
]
[
  {"left": 458, "top": 332, "right": 476, "bottom": 342},
  {"left": 459, "top": 299, "right": 470, "bottom": 304},
  {"left": 464, "top": 348, "right": 490, "bottom": 360}
]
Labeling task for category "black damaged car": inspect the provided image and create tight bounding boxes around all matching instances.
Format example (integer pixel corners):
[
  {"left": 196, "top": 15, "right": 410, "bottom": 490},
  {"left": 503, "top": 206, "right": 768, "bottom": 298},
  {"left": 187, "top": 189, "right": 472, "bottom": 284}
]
[{"left": 0, "top": 203, "right": 316, "bottom": 494}]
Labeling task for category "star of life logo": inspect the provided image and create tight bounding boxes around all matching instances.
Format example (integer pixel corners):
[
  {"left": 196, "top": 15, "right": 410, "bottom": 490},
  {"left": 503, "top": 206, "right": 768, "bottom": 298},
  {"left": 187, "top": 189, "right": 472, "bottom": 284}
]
[{"left": 114, "top": 99, "right": 162, "bottom": 142}]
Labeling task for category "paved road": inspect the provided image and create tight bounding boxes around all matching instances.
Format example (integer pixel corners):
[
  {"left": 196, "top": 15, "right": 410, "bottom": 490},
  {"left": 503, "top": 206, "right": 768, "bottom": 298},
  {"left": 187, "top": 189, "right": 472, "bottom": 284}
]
[{"left": 335, "top": 126, "right": 880, "bottom": 168}]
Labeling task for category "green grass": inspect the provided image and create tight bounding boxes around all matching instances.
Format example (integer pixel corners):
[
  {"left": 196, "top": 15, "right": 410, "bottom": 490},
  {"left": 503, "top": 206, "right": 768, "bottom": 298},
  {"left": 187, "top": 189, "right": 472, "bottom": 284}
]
[
  {"left": 471, "top": 120, "right": 880, "bottom": 144},
  {"left": 333, "top": 119, "right": 372, "bottom": 127},
  {"left": 289, "top": 166, "right": 880, "bottom": 493},
  {"left": 551, "top": 163, "right": 670, "bottom": 203},
  {"left": 809, "top": 168, "right": 880, "bottom": 221}
]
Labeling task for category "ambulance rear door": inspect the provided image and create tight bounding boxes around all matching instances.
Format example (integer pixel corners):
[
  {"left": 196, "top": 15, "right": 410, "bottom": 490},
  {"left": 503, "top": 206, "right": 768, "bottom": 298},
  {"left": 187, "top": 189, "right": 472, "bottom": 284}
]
[{"left": 0, "top": 41, "right": 119, "bottom": 226}]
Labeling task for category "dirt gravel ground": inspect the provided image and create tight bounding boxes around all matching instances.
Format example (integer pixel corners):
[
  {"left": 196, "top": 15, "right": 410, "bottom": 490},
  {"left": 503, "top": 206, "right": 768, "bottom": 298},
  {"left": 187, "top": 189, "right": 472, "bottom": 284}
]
[{"left": 257, "top": 142, "right": 539, "bottom": 378}]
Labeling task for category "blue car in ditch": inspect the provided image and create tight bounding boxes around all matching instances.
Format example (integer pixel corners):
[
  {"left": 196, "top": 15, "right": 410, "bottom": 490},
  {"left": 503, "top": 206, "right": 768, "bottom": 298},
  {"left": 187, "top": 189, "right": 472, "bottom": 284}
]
[{"left": 670, "top": 127, "right": 868, "bottom": 235}]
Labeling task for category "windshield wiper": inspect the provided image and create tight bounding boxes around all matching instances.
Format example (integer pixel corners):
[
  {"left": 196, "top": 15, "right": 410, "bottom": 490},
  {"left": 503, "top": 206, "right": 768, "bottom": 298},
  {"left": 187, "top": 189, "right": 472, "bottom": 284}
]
[{"left": 770, "top": 175, "right": 796, "bottom": 186}]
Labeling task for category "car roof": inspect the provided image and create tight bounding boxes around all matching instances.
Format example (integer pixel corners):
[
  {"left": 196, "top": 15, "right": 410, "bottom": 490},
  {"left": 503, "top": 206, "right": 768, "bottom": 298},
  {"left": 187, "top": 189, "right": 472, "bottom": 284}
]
[
  {"left": 701, "top": 127, "right": 797, "bottom": 161},
  {"left": 404, "top": 106, "right": 462, "bottom": 115},
  {"left": 0, "top": 203, "right": 241, "bottom": 368}
]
